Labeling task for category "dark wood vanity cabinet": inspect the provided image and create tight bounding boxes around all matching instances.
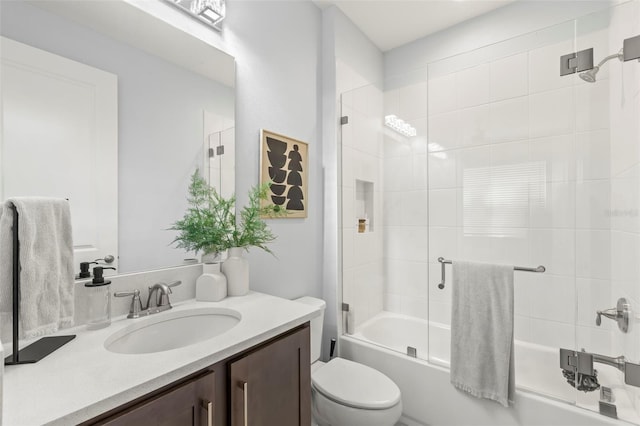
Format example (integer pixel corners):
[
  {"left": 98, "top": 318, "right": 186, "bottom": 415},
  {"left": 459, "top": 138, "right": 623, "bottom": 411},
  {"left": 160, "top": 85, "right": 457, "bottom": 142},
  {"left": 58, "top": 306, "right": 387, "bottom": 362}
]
[
  {"left": 229, "top": 323, "right": 311, "bottom": 426},
  {"left": 100, "top": 370, "right": 216, "bottom": 426},
  {"left": 84, "top": 323, "right": 310, "bottom": 426}
]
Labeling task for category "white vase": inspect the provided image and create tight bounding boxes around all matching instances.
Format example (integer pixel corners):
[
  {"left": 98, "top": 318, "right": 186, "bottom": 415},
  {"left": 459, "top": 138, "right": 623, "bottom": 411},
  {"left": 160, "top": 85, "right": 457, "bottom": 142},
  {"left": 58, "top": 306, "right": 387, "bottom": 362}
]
[
  {"left": 222, "top": 247, "right": 249, "bottom": 296},
  {"left": 201, "top": 251, "right": 223, "bottom": 264},
  {"left": 196, "top": 262, "right": 227, "bottom": 302}
]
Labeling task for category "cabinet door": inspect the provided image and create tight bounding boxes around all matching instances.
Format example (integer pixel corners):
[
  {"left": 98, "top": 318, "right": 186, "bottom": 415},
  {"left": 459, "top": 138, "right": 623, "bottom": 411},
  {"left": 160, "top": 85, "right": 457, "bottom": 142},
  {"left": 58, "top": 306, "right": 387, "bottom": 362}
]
[
  {"left": 230, "top": 325, "right": 311, "bottom": 426},
  {"left": 98, "top": 370, "right": 215, "bottom": 426}
]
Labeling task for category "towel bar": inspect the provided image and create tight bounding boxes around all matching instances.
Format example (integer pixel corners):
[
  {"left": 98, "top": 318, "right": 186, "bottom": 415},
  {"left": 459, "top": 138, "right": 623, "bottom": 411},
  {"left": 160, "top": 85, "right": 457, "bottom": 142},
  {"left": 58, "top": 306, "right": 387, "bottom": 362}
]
[
  {"left": 4, "top": 202, "right": 75, "bottom": 365},
  {"left": 437, "top": 257, "right": 545, "bottom": 289}
]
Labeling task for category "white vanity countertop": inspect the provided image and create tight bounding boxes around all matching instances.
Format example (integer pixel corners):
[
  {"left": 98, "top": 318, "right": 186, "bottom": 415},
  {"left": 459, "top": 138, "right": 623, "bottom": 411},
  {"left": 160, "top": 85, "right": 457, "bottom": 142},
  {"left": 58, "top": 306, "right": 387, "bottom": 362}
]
[{"left": 2, "top": 292, "right": 320, "bottom": 426}]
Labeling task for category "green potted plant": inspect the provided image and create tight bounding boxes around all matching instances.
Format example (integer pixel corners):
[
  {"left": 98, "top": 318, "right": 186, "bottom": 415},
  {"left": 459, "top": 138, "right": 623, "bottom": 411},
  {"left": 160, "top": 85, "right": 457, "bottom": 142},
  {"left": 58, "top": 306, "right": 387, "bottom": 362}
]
[
  {"left": 171, "top": 170, "right": 285, "bottom": 296},
  {"left": 169, "top": 170, "right": 235, "bottom": 263}
]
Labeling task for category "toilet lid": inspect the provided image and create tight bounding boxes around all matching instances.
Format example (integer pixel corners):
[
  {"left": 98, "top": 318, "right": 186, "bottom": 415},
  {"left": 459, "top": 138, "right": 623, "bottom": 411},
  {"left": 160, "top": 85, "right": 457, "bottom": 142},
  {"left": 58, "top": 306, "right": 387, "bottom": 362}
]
[{"left": 312, "top": 358, "right": 401, "bottom": 410}]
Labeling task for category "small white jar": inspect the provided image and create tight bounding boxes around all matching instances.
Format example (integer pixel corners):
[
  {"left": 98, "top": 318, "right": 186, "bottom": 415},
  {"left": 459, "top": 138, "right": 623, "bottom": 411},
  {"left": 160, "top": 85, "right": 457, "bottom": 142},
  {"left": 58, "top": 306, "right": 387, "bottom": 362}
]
[{"left": 196, "top": 263, "right": 227, "bottom": 302}]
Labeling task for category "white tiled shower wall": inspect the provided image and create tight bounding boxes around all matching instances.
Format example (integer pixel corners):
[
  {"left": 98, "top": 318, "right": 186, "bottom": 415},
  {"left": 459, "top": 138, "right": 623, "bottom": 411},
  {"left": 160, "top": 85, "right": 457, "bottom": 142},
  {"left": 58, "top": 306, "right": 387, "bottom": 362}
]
[
  {"left": 380, "top": 8, "right": 640, "bottom": 346},
  {"left": 605, "top": 0, "right": 640, "bottom": 412},
  {"left": 424, "top": 27, "right": 615, "bottom": 353},
  {"left": 378, "top": 0, "right": 640, "bottom": 416}
]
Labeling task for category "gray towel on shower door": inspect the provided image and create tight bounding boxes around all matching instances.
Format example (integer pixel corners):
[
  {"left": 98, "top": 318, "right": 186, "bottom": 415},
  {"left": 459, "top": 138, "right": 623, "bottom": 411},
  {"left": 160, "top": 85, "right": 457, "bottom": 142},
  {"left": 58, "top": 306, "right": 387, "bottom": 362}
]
[{"left": 450, "top": 260, "right": 514, "bottom": 407}]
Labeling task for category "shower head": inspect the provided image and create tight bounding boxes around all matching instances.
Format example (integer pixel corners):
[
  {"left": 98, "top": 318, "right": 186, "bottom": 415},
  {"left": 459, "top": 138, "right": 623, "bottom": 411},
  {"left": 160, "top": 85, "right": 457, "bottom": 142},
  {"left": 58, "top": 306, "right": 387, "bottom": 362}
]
[
  {"left": 579, "top": 66, "right": 599, "bottom": 83},
  {"left": 578, "top": 49, "right": 623, "bottom": 83}
]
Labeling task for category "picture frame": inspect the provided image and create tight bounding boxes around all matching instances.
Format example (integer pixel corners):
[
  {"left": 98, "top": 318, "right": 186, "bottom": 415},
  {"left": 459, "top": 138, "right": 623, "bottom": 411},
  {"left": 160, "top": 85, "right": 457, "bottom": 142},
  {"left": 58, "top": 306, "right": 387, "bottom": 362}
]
[{"left": 260, "top": 129, "right": 308, "bottom": 218}]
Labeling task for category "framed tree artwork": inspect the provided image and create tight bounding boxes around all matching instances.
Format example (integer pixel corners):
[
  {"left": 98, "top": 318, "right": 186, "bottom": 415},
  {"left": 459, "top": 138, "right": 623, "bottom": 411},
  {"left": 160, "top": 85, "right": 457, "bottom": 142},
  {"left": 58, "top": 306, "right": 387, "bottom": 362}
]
[{"left": 260, "top": 129, "right": 308, "bottom": 218}]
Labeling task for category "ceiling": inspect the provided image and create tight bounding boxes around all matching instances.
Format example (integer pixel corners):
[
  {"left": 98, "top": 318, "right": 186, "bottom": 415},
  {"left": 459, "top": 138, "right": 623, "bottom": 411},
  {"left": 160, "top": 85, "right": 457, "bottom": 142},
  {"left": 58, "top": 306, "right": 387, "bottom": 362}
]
[{"left": 314, "top": 0, "right": 516, "bottom": 52}]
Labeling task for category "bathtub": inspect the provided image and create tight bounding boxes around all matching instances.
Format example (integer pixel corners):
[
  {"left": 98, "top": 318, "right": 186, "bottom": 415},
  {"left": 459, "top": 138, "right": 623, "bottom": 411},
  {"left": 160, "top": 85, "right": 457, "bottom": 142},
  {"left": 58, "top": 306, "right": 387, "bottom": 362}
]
[{"left": 342, "top": 312, "right": 638, "bottom": 425}]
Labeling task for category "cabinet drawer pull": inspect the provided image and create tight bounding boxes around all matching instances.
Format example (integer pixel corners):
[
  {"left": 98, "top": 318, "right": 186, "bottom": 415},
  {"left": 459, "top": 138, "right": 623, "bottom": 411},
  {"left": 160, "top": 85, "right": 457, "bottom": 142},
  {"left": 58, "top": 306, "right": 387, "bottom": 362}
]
[
  {"left": 243, "top": 382, "right": 248, "bottom": 426},
  {"left": 201, "top": 399, "right": 213, "bottom": 426}
]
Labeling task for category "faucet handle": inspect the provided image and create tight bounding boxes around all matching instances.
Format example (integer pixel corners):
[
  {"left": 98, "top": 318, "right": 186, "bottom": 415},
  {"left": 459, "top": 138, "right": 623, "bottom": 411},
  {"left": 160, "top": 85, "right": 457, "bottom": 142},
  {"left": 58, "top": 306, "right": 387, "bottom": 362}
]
[
  {"left": 160, "top": 281, "right": 182, "bottom": 303},
  {"left": 114, "top": 289, "right": 143, "bottom": 318},
  {"left": 114, "top": 289, "right": 139, "bottom": 297},
  {"left": 596, "top": 297, "right": 630, "bottom": 333},
  {"left": 168, "top": 280, "right": 182, "bottom": 289},
  {"left": 161, "top": 281, "right": 181, "bottom": 305},
  {"left": 596, "top": 308, "right": 617, "bottom": 326}
]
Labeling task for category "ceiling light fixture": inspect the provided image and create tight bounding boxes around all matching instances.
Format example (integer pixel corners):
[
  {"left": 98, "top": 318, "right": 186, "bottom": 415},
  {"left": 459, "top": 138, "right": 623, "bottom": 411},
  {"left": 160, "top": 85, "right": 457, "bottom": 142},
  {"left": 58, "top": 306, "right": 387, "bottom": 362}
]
[
  {"left": 165, "top": 0, "right": 226, "bottom": 31},
  {"left": 384, "top": 115, "right": 417, "bottom": 137},
  {"left": 191, "top": 0, "right": 225, "bottom": 25}
]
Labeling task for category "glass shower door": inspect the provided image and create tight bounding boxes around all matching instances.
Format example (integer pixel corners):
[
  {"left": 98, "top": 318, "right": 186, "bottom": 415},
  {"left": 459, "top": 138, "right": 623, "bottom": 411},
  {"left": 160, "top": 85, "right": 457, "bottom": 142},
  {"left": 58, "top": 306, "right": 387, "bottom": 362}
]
[
  {"left": 340, "top": 78, "right": 431, "bottom": 361},
  {"left": 425, "top": 18, "right": 580, "bottom": 404},
  {"left": 380, "top": 74, "right": 430, "bottom": 362},
  {"left": 340, "top": 83, "right": 386, "bottom": 341}
]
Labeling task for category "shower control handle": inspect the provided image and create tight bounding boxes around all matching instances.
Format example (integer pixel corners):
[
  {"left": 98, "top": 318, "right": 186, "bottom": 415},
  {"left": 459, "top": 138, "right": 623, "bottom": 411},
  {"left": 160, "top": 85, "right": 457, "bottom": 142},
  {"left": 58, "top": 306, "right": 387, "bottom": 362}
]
[{"left": 596, "top": 297, "right": 630, "bottom": 333}]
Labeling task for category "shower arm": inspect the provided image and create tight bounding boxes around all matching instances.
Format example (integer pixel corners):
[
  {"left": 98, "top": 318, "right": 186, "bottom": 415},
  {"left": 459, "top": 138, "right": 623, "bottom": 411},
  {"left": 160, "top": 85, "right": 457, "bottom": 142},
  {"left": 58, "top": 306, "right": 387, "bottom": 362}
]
[{"left": 595, "top": 49, "right": 624, "bottom": 69}]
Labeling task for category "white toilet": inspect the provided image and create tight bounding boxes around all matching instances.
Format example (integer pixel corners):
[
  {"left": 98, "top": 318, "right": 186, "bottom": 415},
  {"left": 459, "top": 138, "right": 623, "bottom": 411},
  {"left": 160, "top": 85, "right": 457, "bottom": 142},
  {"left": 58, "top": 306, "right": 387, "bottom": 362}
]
[{"left": 296, "top": 297, "right": 402, "bottom": 426}]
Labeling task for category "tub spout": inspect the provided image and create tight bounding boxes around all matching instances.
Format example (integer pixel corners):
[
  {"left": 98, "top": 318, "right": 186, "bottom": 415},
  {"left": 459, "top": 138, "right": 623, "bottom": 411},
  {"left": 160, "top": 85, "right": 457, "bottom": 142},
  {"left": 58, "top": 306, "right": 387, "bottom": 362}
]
[
  {"left": 592, "top": 353, "right": 626, "bottom": 372},
  {"left": 560, "top": 348, "right": 640, "bottom": 392}
]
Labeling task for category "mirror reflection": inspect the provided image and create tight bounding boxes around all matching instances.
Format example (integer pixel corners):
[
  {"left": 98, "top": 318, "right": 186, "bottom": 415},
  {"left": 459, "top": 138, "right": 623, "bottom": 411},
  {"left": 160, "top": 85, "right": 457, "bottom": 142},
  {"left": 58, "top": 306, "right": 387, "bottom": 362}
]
[{"left": 0, "top": 0, "right": 235, "bottom": 275}]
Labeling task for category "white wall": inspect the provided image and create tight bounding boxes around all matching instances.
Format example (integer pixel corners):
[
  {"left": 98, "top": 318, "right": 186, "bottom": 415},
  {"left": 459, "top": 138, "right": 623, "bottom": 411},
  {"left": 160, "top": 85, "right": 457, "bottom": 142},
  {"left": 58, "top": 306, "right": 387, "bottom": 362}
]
[{"left": 218, "top": 0, "right": 324, "bottom": 300}]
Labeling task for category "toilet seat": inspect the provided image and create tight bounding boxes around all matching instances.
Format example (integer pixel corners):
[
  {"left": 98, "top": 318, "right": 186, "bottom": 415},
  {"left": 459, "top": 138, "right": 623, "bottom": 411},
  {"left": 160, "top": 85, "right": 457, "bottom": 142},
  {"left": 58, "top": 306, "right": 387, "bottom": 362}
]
[{"left": 311, "top": 358, "right": 401, "bottom": 410}]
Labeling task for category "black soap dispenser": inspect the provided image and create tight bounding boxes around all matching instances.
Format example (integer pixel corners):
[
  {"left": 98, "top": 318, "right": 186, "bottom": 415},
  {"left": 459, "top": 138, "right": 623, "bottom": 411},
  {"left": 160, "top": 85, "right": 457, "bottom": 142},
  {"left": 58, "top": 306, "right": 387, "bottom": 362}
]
[
  {"left": 84, "top": 266, "right": 116, "bottom": 330},
  {"left": 78, "top": 261, "right": 97, "bottom": 279}
]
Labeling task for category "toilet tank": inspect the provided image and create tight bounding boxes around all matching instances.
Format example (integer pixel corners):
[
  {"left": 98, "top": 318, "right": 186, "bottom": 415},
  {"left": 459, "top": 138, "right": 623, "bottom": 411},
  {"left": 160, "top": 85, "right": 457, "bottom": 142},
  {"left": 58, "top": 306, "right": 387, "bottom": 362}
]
[{"left": 294, "top": 296, "right": 326, "bottom": 363}]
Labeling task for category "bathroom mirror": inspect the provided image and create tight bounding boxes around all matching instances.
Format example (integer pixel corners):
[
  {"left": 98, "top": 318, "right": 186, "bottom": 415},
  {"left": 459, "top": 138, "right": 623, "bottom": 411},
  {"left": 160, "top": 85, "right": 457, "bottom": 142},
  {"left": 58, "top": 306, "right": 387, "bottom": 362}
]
[{"left": 0, "top": 0, "right": 235, "bottom": 274}]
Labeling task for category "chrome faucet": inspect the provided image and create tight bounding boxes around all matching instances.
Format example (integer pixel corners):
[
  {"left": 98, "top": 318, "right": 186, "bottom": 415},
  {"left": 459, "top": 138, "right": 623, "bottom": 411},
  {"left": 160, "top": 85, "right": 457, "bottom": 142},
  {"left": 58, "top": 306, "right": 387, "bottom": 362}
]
[{"left": 115, "top": 280, "right": 182, "bottom": 318}]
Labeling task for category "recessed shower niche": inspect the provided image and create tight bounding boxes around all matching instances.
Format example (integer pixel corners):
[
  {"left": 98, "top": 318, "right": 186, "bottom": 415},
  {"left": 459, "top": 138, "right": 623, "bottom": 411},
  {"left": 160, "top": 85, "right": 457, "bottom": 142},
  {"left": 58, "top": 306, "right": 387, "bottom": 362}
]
[{"left": 355, "top": 179, "right": 374, "bottom": 233}]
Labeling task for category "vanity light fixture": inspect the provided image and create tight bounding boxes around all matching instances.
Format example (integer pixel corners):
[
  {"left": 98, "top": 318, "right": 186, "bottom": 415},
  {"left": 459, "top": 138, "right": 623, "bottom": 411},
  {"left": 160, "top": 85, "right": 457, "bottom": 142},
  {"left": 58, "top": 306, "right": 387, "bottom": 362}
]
[
  {"left": 384, "top": 115, "right": 417, "bottom": 137},
  {"left": 190, "top": 0, "right": 225, "bottom": 25},
  {"left": 166, "top": 0, "right": 226, "bottom": 31}
]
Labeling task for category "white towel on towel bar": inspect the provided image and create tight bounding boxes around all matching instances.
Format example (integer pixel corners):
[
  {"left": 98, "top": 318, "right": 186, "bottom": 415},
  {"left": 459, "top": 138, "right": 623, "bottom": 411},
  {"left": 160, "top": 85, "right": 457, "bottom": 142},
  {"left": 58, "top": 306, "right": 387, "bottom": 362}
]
[
  {"left": 0, "top": 197, "right": 75, "bottom": 340},
  {"left": 450, "top": 260, "right": 515, "bottom": 407}
]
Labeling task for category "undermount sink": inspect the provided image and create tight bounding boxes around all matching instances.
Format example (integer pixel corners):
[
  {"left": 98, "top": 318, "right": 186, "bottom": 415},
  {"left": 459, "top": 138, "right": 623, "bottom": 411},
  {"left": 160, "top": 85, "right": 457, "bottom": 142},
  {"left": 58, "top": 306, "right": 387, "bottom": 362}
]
[{"left": 104, "top": 307, "right": 241, "bottom": 354}]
